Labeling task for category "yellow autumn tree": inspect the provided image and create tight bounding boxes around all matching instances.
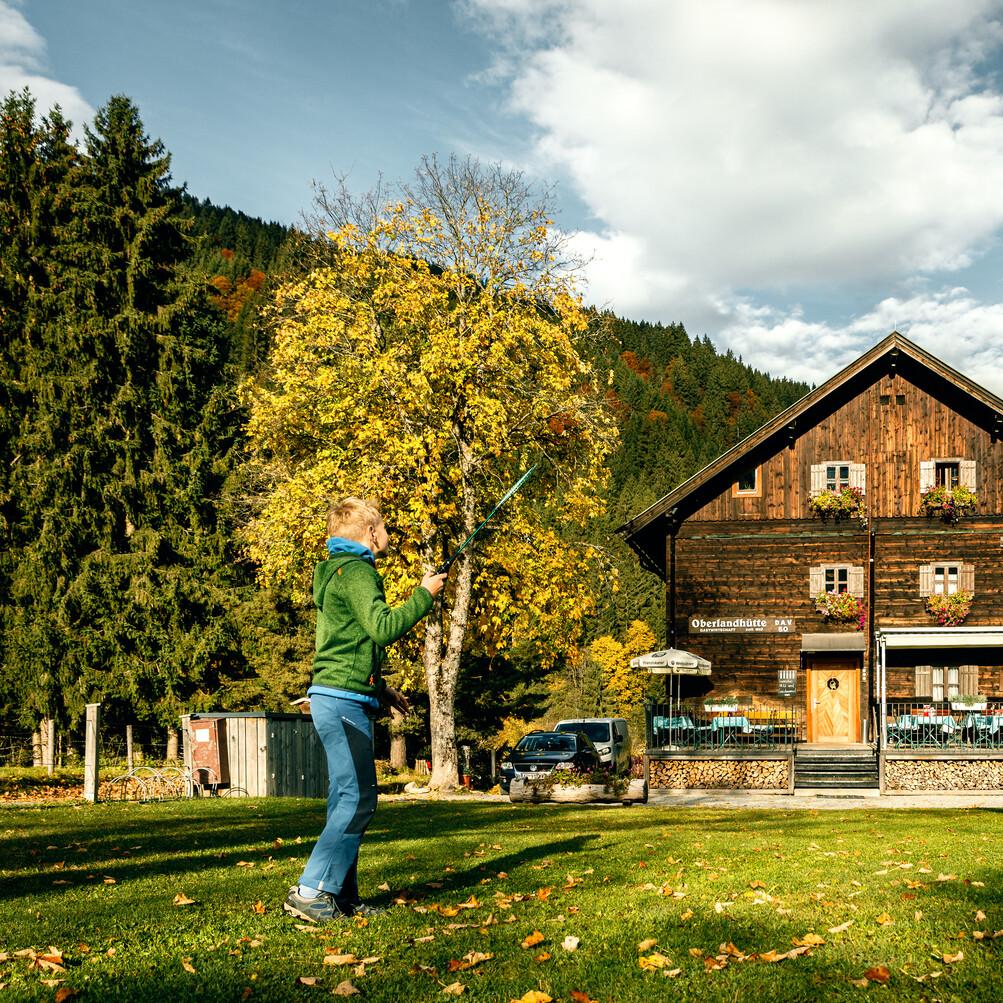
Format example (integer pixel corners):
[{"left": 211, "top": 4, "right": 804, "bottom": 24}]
[
  {"left": 588, "top": 619, "right": 657, "bottom": 721},
  {"left": 243, "top": 155, "right": 618, "bottom": 788}
]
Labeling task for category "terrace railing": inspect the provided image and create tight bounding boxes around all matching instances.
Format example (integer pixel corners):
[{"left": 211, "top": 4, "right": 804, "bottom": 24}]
[
  {"left": 645, "top": 701, "right": 804, "bottom": 751},
  {"left": 884, "top": 701, "right": 1003, "bottom": 750}
]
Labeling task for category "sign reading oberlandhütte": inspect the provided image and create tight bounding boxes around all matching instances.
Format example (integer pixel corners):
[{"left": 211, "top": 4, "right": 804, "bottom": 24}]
[{"left": 689, "top": 616, "right": 795, "bottom": 634}]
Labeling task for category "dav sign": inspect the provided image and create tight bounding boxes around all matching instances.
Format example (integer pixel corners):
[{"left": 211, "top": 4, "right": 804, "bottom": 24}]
[{"left": 690, "top": 616, "right": 795, "bottom": 634}]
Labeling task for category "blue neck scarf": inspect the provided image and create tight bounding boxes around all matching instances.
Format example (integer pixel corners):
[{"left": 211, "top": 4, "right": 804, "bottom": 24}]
[{"left": 326, "top": 536, "right": 375, "bottom": 565}]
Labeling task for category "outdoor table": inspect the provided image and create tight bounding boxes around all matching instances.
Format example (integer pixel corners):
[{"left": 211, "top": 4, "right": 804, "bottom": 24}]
[
  {"left": 711, "top": 715, "right": 751, "bottom": 746},
  {"left": 907, "top": 714, "right": 957, "bottom": 746},
  {"left": 652, "top": 715, "right": 696, "bottom": 746},
  {"left": 964, "top": 714, "right": 1003, "bottom": 748}
]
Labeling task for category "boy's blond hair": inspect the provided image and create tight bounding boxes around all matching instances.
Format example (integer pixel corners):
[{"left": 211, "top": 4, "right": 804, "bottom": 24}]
[{"left": 326, "top": 497, "right": 383, "bottom": 543}]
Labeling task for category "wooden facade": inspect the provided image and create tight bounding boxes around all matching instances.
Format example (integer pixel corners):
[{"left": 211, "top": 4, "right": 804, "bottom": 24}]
[{"left": 620, "top": 333, "right": 1003, "bottom": 745}]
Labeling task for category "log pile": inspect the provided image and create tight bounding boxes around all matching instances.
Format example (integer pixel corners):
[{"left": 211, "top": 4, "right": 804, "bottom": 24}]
[
  {"left": 509, "top": 777, "right": 648, "bottom": 804},
  {"left": 648, "top": 758, "right": 789, "bottom": 790},
  {"left": 884, "top": 759, "right": 1003, "bottom": 791}
]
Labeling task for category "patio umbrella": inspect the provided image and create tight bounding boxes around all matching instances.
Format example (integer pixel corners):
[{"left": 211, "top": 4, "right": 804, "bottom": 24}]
[{"left": 630, "top": 648, "right": 712, "bottom": 748}]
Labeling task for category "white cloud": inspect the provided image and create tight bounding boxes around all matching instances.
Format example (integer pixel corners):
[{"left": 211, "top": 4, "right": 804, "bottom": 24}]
[
  {"left": 0, "top": 1, "right": 93, "bottom": 137},
  {"left": 720, "top": 288, "right": 1003, "bottom": 396},
  {"left": 463, "top": 0, "right": 1003, "bottom": 375}
]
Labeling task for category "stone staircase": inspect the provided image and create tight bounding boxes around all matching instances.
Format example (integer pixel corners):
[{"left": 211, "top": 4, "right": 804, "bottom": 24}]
[{"left": 793, "top": 745, "right": 879, "bottom": 791}]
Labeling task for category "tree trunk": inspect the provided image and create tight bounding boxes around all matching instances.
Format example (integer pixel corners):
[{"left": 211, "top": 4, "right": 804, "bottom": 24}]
[
  {"left": 389, "top": 706, "right": 407, "bottom": 770},
  {"left": 32, "top": 730, "right": 43, "bottom": 767},
  {"left": 424, "top": 427, "right": 477, "bottom": 790},
  {"left": 166, "top": 726, "right": 179, "bottom": 762}
]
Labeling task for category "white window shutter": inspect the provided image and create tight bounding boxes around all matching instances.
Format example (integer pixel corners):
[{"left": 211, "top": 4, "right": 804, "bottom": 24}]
[
  {"left": 918, "top": 565, "right": 933, "bottom": 597},
  {"left": 914, "top": 666, "right": 933, "bottom": 698},
  {"left": 959, "top": 665, "right": 980, "bottom": 695},
  {"left": 810, "top": 464, "right": 825, "bottom": 496},
  {"left": 809, "top": 566, "right": 823, "bottom": 595},
  {"left": 919, "top": 460, "right": 935, "bottom": 493},
  {"left": 848, "top": 566, "right": 865, "bottom": 597},
  {"left": 960, "top": 564, "right": 975, "bottom": 594},
  {"left": 960, "top": 460, "right": 976, "bottom": 491},
  {"left": 849, "top": 463, "right": 866, "bottom": 493}
]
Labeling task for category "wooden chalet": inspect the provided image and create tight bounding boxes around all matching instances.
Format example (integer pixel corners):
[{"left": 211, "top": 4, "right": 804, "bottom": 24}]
[{"left": 619, "top": 333, "right": 1003, "bottom": 790}]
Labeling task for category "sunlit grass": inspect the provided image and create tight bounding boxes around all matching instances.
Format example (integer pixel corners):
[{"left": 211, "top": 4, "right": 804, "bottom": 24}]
[{"left": 2, "top": 798, "right": 1001, "bottom": 1000}]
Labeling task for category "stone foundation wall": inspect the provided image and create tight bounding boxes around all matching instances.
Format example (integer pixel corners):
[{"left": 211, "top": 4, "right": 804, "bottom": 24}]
[
  {"left": 648, "top": 757, "right": 789, "bottom": 790},
  {"left": 884, "top": 758, "right": 1003, "bottom": 791}
]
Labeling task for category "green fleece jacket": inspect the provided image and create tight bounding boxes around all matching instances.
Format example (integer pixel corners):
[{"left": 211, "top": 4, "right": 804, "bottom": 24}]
[{"left": 311, "top": 554, "right": 434, "bottom": 697}]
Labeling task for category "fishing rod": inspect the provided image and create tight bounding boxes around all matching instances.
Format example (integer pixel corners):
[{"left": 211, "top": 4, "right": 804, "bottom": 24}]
[{"left": 436, "top": 465, "right": 537, "bottom": 575}]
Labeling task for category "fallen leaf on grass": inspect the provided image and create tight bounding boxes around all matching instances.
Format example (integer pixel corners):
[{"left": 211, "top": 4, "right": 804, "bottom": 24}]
[
  {"left": 441, "top": 984, "right": 466, "bottom": 996},
  {"left": 534, "top": 952, "right": 551, "bottom": 963},
  {"left": 520, "top": 931, "right": 545, "bottom": 949},
  {"left": 680, "top": 910, "right": 694, "bottom": 922},
  {"left": 937, "top": 873, "right": 956, "bottom": 882},
  {"left": 32, "top": 954, "right": 66, "bottom": 974},
  {"left": 509, "top": 993, "right": 551, "bottom": 1003},
  {"left": 639, "top": 952, "right": 673, "bottom": 971},
  {"left": 447, "top": 951, "right": 493, "bottom": 972},
  {"left": 173, "top": 893, "right": 196, "bottom": 907},
  {"left": 236, "top": 861, "right": 255, "bottom": 868},
  {"left": 377, "top": 882, "right": 391, "bottom": 892},
  {"left": 54, "top": 989, "right": 78, "bottom": 1002},
  {"left": 252, "top": 901, "right": 266, "bottom": 915},
  {"left": 637, "top": 938, "right": 658, "bottom": 952},
  {"left": 333, "top": 981, "right": 360, "bottom": 996},
  {"left": 828, "top": 920, "right": 854, "bottom": 934},
  {"left": 749, "top": 880, "right": 767, "bottom": 889},
  {"left": 875, "top": 913, "right": 894, "bottom": 926},
  {"left": 942, "top": 951, "right": 964, "bottom": 964},
  {"left": 181, "top": 959, "right": 196, "bottom": 974},
  {"left": 976, "top": 910, "right": 987, "bottom": 922},
  {"left": 570, "top": 993, "right": 598, "bottom": 1003},
  {"left": 295, "top": 976, "right": 319, "bottom": 986},
  {"left": 863, "top": 966, "right": 890, "bottom": 984},
  {"left": 562, "top": 936, "right": 580, "bottom": 952},
  {"left": 793, "top": 934, "right": 825, "bottom": 947},
  {"left": 849, "top": 977, "right": 870, "bottom": 988},
  {"left": 410, "top": 964, "right": 438, "bottom": 977},
  {"left": 324, "top": 954, "right": 358, "bottom": 966},
  {"left": 103, "top": 877, "right": 116, "bottom": 885}
]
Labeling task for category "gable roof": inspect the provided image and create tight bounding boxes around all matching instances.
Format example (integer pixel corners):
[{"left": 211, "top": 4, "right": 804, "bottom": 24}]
[{"left": 617, "top": 331, "right": 1003, "bottom": 576}]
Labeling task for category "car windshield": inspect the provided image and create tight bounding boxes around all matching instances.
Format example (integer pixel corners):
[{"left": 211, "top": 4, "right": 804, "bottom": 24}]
[
  {"left": 516, "top": 734, "right": 576, "bottom": 754},
  {"left": 556, "top": 722, "right": 610, "bottom": 743}
]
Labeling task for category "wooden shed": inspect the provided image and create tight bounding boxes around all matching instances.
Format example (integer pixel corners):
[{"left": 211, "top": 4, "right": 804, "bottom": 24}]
[{"left": 181, "top": 713, "right": 328, "bottom": 797}]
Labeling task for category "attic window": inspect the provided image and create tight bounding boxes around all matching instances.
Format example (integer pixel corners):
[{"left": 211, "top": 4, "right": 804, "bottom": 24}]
[
  {"left": 896, "top": 394, "right": 906, "bottom": 405},
  {"left": 880, "top": 394, "right": 891, "bottom": 405},
  {"left": 733, "top": 466, "right": 760, "bottom": 497}
]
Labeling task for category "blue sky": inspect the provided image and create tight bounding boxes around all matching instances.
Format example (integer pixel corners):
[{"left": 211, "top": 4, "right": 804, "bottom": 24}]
[{"left": 6, "top": 0, "right": 1003, "bottom": 393}]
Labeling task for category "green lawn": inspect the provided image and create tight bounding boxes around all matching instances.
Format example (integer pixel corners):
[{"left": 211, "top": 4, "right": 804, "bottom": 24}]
[{"left": 2, "top": 797, "right": 1001, "bottom": 1001}]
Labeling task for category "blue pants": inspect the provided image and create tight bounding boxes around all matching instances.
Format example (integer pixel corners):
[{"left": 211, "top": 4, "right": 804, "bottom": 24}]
[{"left": 298, "top": 695, "right": 378, "bottom": 902}]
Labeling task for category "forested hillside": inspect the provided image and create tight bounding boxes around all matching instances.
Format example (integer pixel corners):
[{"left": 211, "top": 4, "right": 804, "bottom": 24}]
[{"left": 0, "top": 87, "right": 809, "bottom": 751}]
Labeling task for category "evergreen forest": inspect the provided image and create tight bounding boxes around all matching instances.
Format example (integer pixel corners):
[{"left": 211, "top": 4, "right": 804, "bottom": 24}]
[{"left": 0, "top": 89, "right": 809, "bottom": 756}]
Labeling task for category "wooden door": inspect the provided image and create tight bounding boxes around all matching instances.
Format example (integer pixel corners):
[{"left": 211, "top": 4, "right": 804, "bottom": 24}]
[{"left": 807, "top": 667, "right": 859, "bottom": 743}]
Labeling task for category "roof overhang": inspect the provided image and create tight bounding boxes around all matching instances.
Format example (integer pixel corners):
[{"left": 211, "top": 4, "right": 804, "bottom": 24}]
[
  {"left": 876, "top": 627, "right": 1003, "bottom": 649},
  {"left": 802, "top": 633, "right": 866, "bottom": 652}
]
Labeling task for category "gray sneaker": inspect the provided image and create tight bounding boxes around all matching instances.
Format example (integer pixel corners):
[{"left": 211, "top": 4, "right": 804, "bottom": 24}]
[
  {"left": 343, "top": 900, "right": 386, "bottom": 918},
  {"left": 283, "top": 886, "right": 349, "bottom": 923}
]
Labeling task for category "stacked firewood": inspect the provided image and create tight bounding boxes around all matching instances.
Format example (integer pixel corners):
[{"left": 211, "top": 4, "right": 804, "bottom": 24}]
[
  {"left": 648, "top": 758, "right": 788, "bottom": 789},
  {"left": 885, "top": 759, "right": 1003, "bottom": 791}
]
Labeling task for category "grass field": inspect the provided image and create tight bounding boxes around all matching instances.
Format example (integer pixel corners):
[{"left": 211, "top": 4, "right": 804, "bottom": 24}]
[{"left": 3, "top": 796, "right": 1002, "bottom": 1001}]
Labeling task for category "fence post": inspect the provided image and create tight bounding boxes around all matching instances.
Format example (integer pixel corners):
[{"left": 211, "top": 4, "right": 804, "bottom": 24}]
[
  {"left": 126, "top": 725, "right": 134, "bottom": 771},
  {"left": 44, "top": 718, "right": 55, "bottom": 776},
  {"left": 83, "top": 703, "right": 100, "bottom": 803}
]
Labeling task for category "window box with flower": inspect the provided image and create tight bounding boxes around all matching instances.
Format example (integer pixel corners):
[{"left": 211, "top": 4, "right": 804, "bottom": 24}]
[
  {"left": 808, "top": 486, "right": 866, "bottom": 524},
  {"left": 919, "top": 486, "right": 977, "bottom": 524},
  {"left": 925, "top": 590, "right": 973, "bottom": 627},
  {"left": 814, "top": 591, "right": 867, "bottom": 630}
]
